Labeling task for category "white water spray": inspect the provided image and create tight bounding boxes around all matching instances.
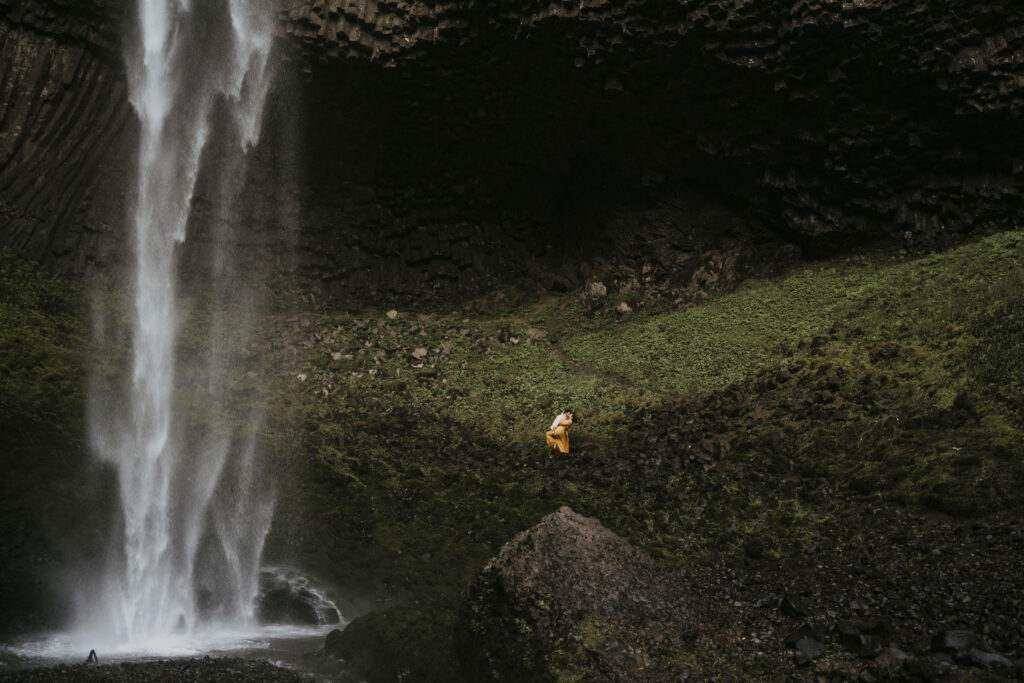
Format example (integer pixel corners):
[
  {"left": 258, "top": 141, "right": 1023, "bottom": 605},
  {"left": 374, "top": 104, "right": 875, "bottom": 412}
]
[{"left": 87, "top": 0, "right": 277, "bottom": 644}]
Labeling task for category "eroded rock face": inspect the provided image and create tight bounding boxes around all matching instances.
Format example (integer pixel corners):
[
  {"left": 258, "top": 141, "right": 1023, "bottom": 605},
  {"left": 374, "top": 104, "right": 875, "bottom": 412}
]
[
  {"left": 457, "top": 506, "right": 699, "bottom": 681},
  {"left": 0, "top": 1, "right": 133, "bottom": 271},
  {"left": 283, "top": 0, "right": 1024, "bottom": 249},
  {"left": 5, "top": 1, "right": 1024, "bottom": 301}
]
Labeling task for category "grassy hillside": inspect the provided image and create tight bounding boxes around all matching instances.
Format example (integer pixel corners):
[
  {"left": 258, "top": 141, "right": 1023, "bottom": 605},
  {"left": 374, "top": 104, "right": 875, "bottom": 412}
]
[
  {"left": 2, "top": 231, "right": 1023, "bottom": 675},
  {"left": 251, "top": 231, "right": 1024, "bottom": 677},
  {"left": 273, "top": 229, "right": 1024, "bottom": 535}
]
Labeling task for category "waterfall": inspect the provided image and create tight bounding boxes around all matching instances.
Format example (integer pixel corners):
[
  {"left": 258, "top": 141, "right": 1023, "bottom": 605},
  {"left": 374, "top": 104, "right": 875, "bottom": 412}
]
[{"left": 87, "top": 0, "right": 277, "bottom": 643}]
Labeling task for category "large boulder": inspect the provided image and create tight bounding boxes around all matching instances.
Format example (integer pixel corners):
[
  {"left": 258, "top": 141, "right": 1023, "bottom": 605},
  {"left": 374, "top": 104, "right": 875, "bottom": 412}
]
[{"left": 457, "top": 506, "right": 699, "bottom": 681}]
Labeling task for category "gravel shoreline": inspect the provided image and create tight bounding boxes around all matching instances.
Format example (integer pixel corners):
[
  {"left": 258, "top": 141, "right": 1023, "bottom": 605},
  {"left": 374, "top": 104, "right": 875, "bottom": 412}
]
[{"left": 0, "top": 657, "right": 311, "bottom": 682}]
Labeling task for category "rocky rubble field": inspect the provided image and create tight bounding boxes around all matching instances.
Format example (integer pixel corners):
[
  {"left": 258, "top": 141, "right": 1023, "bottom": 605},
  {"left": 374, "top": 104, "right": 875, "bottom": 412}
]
[{"left": 455, "top": 499, "right": 1024, "bottom": 680}]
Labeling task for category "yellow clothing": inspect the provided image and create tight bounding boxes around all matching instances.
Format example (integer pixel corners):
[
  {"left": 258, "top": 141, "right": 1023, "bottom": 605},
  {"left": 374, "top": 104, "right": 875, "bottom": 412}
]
[{"left": 546, "top": 418, "right": 573, "bottom": 454}]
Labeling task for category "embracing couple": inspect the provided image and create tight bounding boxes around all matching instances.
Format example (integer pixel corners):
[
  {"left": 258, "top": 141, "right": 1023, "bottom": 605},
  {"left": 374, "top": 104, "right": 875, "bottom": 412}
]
[{"left": 545, "top": 409, "right": 574, "bottom": 457}]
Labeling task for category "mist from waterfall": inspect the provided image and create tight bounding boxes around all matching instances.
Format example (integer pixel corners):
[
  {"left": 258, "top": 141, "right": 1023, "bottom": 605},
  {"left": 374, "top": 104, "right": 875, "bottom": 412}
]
[{"left": 84, "top": 0, "right": 278, "bottom": 644}]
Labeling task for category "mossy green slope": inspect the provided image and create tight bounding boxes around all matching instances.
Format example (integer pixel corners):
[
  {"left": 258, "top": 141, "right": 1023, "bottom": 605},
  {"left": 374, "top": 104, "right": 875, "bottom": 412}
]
[
  {"left": 3, "top": 230, "right": 1024, "bottom": 675},
  {"left": 282, "top": 229, "right": 1024, "bottom": 506},
  {"left": 0, "top": 252, "right": 108, "bottom": 635},
  {"left": 263, "top": 230, "right": 1024, "bottom": 678}
]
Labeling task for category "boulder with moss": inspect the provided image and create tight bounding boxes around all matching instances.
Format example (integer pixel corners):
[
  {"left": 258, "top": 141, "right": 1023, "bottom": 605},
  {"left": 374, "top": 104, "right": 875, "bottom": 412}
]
[{"left": 457, "top": 506, "right": 703, "bottom": 681}]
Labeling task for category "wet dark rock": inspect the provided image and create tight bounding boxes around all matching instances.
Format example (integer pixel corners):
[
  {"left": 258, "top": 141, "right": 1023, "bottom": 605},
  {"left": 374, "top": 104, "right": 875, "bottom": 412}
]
[
  {"left": 930, "top": 629, "right": 978, "bottom": 654},
  {"left": 967, "top": 648, "right": 1014, "bottom": 669},
  {"left": 839, "top": 632, "right": 884, "bottom": 659},
  {"left": 255, "top": 568, "right": 341, "bottom": 626},
  {"left": 786, "top": 621, "right": 830, "bottom": 648},
  {"left": 779, "top": 593, "right": 814, "bottom": 617},
  {"left": 257, "top": 586, "right": 319, "bottom": 625},
  {"left": 872, "top": 646, "right": 909, "bottom": 674},
  {"left": 323, "top": 627, "right": 344, "bottom": 656},
  {"left": 794, "top": 635, "right": 827, "bottom": 666},
  {"left": 321, "top": 606, "right": 452, "bottom": 683},
  {"left": 905, "top": 655, "right": 952, "bottom": 679}
]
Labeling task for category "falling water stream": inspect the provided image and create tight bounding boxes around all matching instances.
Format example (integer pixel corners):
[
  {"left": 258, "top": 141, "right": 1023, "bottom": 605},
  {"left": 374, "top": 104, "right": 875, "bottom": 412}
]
[
  {"left": 106, "top": 0, "right": 278, "bottom": 644},
  {"left": 1, "top": 0, "right": 343, "bottom": 665}
]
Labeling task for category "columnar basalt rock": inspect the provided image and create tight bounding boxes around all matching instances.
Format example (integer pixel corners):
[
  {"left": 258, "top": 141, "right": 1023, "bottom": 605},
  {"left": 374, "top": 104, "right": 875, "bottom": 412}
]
[
  {"left": 0, "top": 1, "right": 132, "bottom": 271},
  {"left": 283, "top": 0, "right": 1024, "bottom": 247},
  {"left": 4, "top": 1, "right": 1024, "bottom": 299}
]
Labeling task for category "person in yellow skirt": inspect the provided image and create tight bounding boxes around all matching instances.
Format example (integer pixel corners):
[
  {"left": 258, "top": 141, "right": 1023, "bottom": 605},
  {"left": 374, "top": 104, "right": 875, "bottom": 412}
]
[{"left": 546, "top": 409, "right": 574, "bottom": 456}]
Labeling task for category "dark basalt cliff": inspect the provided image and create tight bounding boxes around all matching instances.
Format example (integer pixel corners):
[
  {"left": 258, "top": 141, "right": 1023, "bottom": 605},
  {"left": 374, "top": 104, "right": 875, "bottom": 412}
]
[
  {"left": 282, "top": 0, "right": 1024, "bottom": 243},
  {"left": 0, "top": 1, "right": 132, "bottom": 271},
  {"left": 4, "top": 1, "right": 1024, "bottom": 301}
]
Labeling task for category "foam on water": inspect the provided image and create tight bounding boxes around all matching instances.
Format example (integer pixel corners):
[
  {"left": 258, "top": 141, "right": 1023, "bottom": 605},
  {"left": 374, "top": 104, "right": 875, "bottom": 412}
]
[{"left": 1, "top": 623, "right": 341, "bottom": 667}]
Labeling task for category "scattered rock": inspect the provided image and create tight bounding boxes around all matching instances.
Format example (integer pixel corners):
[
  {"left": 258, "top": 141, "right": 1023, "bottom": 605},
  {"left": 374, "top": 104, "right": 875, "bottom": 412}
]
[
  {"left": 615, "top": 301, "right": 633, "bottom": 315},
  {"left": 839, "top": 632, "right": 883, "bottom": 658},
  {"left": 930, "top": 629, "right": 977, "bottom": 653},
  {"left": 779, "top": 593, "right": 813, "bottom": 617},
  {"left": 872, "top": 645, "right": 909, "bottom": 673},
  {"left": 411, "top": 347, "right": 428, "bottom": 360},
  {"left": 583, "top": 281, "right": 607, "bottom": 299},
  {"left": 525, "top": 327, "right": 548, "bottom": 340},
  {"left": 794, "top": 635, "right": 827, "bottom": 665},
  {"left": 967, "top": 648, "right": 1014, "bottom": 669},
  {"left": 903, "top": 656, "right": 942, "bottom": 678}
]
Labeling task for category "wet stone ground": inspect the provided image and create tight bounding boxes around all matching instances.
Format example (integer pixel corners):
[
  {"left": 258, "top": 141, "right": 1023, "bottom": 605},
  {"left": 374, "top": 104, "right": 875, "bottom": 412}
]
[{"left": 0, "top": 657, "right": 309, "bottom": 682}]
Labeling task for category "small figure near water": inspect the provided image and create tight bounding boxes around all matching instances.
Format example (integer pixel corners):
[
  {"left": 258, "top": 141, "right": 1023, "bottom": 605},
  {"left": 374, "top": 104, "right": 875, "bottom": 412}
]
[
  {"left": 85, "top": 649, "right": 98, "bottom": 664},
  {"left": 546, "top": 409, "right": 574, "bottom": 456}
]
